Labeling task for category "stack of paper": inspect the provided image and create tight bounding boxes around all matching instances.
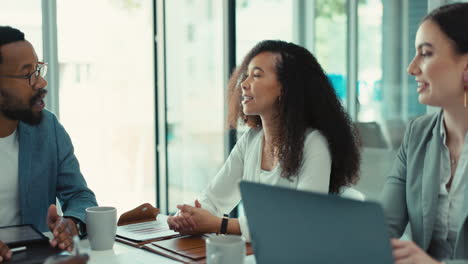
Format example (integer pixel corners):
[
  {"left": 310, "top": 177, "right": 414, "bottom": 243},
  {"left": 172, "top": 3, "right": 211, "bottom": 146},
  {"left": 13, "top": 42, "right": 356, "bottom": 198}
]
[{"left": 116, "top": 215, "right": 178, "bottom": 242}]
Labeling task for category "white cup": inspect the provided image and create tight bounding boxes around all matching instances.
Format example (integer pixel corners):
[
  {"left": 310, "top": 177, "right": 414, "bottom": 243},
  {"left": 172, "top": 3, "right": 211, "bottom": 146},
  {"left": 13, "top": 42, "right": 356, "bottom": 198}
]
[
  {"left": 206, "top": 235, "right": 246, "bottom": 264},
  {"left": 85, "top": 206, "right": 117, "bottom": 251}
]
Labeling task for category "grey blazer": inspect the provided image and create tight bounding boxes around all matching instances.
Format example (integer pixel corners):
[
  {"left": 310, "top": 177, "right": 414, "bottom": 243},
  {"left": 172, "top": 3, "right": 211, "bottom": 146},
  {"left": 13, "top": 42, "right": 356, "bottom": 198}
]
[{"left": 381, "top": 110, "right": 468, "bottom": 264}]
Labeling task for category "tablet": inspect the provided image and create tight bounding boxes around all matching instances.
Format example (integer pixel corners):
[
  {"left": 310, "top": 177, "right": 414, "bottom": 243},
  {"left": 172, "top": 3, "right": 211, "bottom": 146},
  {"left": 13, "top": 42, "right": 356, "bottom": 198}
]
[{"left": 0, "top": 224, "right": 49, "bottom": 247}]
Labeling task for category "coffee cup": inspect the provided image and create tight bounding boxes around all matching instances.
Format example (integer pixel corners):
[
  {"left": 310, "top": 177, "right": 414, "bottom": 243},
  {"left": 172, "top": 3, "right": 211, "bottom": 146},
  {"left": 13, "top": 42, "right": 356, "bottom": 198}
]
[
  {"left": 206, "top": 235, "right": 246, "bottom": 264},
  {"left": 85, "top": 206, "right": 117, "bottom": 251}
]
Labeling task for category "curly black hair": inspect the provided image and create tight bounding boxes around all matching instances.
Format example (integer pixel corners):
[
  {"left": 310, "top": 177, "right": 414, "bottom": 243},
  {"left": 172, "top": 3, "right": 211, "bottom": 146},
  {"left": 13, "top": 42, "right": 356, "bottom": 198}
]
[{"left": 227, "top": 40, "right": 360, "bottom": 194}]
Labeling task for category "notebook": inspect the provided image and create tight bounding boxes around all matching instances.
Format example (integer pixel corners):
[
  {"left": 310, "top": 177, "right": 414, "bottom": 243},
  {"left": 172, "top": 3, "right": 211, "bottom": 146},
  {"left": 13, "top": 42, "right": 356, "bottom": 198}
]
[
  {"left": 240, "top": 181, "right": 394, "bottom": 264},
  {"left": 115, "top": 203, "right": 181, "bottom": 247},
  {"left": 145, "top": 235, "right": 253, "bottom": 264}
]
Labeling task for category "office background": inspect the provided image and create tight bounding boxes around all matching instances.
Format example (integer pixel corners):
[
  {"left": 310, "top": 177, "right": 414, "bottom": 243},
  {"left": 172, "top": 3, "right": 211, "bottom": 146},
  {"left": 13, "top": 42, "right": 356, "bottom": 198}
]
[{"left": 1, "top": 0, "right": 466, "bottom": 215}]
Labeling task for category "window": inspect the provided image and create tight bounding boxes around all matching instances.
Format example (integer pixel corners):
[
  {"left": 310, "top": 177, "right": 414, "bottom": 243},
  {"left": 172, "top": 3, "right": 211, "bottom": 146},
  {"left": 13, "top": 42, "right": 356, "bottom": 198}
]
[
  {"left": 57, "top": 0, "right": 156, "bottom": 213},
  {"left": 353, "top": 0, "right": 428, "bottom": 200},
  {"left": 357, "top": 0, "right": 383, "bottom": 123},
  {"left": 0, "top": 0, "right": 43, "bottom": 59},
  {"left": 314, "top": 0, "right": 347, "bottom": 105},
  {"left": 165, "top": 0, "right": 225, "bottom": 212},
  {"left": 236, "top": 0, "right": 294, "bottom": 64}
]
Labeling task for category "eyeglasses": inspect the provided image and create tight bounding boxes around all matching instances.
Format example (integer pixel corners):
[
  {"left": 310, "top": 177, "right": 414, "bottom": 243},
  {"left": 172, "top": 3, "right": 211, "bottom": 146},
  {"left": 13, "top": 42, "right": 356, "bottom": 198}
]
[{"left": 0, "top": 62, "right": 48, "bottom": 86}]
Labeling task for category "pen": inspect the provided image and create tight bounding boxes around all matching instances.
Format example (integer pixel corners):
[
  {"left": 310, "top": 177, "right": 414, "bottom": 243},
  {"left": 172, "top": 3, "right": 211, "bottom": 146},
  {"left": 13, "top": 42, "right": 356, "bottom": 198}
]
[{"left": 10, "top": 246, "right": 27, "bottom": 253}]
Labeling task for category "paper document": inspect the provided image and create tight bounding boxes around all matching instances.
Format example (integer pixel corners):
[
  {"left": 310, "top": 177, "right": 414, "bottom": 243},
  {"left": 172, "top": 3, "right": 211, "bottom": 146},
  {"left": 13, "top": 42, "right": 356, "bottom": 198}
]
[{"left": 116, "top": 215, "right": 178, "bottom": 241}]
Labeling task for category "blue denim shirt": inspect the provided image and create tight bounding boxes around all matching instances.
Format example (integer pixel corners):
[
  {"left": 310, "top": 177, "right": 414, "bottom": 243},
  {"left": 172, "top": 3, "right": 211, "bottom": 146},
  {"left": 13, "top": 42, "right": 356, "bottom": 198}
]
[{"left": 17, "top": 110, "right": 97, "bottom": 231}]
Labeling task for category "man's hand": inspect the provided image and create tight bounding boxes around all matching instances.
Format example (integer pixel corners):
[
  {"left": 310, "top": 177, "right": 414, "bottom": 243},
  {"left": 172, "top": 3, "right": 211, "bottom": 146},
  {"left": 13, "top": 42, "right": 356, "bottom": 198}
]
[
  {"left": 391, "top": 239, "right": 442, "bottom": 264},
  {"left": 47, "top": 204, "right": 79, "bottom": 252},
  {"left": 0, "top": 241, "right": 11, "bottom": 263}
]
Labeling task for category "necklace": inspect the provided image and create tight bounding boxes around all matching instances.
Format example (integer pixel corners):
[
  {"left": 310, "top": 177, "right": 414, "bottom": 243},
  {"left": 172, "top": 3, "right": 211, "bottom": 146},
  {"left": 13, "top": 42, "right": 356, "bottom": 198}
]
[{"left": 450, "top": 150, "right": 460, "bottom": 166}]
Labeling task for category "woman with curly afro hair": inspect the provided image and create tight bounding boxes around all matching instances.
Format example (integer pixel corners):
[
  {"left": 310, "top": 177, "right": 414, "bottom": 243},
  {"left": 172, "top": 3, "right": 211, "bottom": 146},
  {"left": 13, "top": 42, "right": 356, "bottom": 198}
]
[{"left": 167, "top": 40, "right": 361, "bottom": 241}]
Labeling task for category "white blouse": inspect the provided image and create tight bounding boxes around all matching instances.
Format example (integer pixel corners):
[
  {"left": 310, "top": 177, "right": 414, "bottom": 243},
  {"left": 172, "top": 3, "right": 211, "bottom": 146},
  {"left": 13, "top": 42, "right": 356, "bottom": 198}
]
[{"left": 197, "top": 128, "right": 332, "bottom": 241}]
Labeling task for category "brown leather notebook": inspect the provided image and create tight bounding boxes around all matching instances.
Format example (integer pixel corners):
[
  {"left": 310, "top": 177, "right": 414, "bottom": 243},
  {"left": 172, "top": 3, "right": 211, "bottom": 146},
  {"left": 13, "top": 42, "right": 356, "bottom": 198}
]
[
  {"left": 152, "top": 235, "right": 207, "bottom": 260},
  {"left": 144, "top": 243, "right": 206, "bottom": 264},
  {"left": 144, "top": 235, "right": 254, "bottom": 264},
  {"left": 115, "top": 203, "right": 181, "bottom": 248},
  {"left": 117, "top": 203, "right": 160, "bottom": 226},
  {"left": 116, "top": 235, "right": 172, "bottom": 248}
]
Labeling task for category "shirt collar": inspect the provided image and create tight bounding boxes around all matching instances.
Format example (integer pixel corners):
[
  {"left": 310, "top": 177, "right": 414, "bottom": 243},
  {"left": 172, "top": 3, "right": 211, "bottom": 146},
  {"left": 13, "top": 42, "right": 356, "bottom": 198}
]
[
  {"left": 440, "top": 113, "right": 447, "bottom": 144},
  {"left": 438, "top": 111, "right": 468, "bottom": 144}
]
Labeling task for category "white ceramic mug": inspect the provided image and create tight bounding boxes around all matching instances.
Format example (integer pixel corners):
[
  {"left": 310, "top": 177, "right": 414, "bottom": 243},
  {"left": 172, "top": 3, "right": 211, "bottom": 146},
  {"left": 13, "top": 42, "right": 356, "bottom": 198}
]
[
  {"left": 206, "top": 235, "right": 246, "bottom": 264},
  {"left": 85, "top": 206, "right": 117, "bottom": 251}
]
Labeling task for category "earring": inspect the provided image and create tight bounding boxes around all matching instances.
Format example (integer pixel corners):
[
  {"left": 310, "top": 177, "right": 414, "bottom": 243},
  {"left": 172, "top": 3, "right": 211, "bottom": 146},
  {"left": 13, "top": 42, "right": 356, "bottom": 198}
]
[
  {"left": 465, "top": 88, "right": 467, "bottom": 108},
  {"left": 464, "top": 73, "right": 468, "bottom": 108}
]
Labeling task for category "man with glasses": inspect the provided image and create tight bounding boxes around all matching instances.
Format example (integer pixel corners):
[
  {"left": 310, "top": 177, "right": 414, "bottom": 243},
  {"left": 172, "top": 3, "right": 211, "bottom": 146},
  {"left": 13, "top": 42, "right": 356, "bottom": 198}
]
[{"left": 0, "top": 26, "right": 97, "bottom": 262}]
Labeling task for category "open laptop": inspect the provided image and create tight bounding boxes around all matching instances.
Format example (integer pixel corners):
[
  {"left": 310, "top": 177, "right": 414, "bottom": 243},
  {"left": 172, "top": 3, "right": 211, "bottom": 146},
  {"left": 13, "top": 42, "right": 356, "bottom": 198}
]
[{"left": 240, "top": 181, "right": 394, "bottom": 264}]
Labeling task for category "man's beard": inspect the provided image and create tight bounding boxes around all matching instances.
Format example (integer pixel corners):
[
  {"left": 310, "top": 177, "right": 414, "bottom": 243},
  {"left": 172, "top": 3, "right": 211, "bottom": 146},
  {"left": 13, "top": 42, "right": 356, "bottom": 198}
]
[{"left": 0, "top": 89, "right": 48, "bottom": 126}]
